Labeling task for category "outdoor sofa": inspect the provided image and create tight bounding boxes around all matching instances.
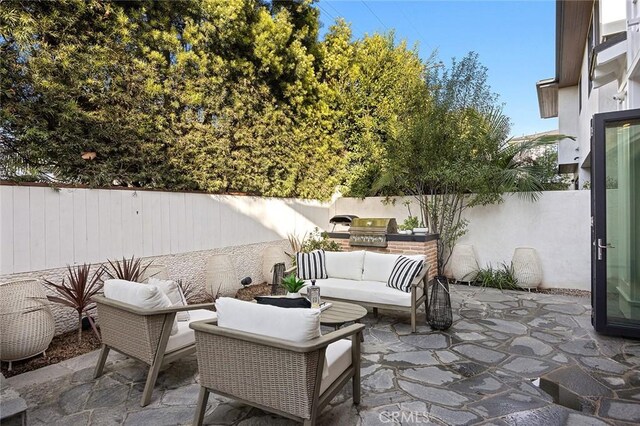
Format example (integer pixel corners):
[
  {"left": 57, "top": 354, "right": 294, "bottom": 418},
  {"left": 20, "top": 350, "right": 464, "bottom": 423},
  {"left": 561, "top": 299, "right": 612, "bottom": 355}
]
[{"left": 300, "top": 250, "right": 430, "bottom": 332}]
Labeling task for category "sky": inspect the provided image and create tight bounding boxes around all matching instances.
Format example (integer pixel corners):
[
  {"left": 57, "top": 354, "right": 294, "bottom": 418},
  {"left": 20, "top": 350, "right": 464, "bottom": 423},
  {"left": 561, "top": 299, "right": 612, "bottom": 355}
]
[{"left": 315, "top": 0, "right": 559, "bottom": 138}]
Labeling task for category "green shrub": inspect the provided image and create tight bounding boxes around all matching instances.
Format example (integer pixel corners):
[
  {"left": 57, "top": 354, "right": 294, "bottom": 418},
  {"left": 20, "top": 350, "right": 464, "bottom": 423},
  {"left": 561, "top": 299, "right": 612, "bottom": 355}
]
[
  {"left": 474, "top": 263, "right": 520, "bottom": 290},
  {"left": 301, "top": 227, "right": 342, "bottom": 252}
]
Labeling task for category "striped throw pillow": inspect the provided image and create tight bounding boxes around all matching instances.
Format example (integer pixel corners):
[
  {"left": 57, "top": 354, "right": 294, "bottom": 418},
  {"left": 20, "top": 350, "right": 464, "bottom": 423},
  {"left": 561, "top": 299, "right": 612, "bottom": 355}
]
[
  {"left": 296, "top": 250, "right": 328, "bottom": 280},
  {"left": 387, "top": 256, "right": 424, "bottom": 292}
]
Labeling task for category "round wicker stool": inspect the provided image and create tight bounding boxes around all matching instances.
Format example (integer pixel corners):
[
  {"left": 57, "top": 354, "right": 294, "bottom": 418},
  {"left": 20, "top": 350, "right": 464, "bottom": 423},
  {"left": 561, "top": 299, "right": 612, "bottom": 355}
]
[{"left": 0, "top": 279, "right": 55, "bottom": 370}]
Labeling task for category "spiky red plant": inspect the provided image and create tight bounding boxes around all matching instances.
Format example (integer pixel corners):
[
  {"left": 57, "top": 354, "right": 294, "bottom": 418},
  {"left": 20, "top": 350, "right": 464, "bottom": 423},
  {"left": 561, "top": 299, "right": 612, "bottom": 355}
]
[
  {"left": 44, "top": 264, "right": 104, "bottom": 343},
  {"left": 104, "top": 255, "right": 150, "bottom": 283}
]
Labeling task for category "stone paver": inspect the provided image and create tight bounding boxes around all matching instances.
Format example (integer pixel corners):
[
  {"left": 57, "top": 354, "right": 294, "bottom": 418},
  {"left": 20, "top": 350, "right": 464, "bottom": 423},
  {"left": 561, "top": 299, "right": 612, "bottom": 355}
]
[{"left": 6, "top": 285, "right": 640, "bottom": 425}]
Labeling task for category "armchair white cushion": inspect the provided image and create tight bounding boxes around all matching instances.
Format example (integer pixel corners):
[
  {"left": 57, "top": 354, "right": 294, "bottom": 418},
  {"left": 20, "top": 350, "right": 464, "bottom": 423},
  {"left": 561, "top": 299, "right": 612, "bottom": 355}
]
[
  {"left": 216, "top": 297, "right": 321, "bottom": 343},
  {"left": 148, "top": 277, "right": 190, "bottom": 322},
  {"left": 104, "top": 279, "right": 178, "bottom": 334}
]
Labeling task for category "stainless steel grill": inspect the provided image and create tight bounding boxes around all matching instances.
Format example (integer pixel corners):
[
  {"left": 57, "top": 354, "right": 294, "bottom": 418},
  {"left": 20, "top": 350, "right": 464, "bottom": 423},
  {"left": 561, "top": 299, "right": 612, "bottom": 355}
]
[{"left": 349, "top": 218, "right": 397, "bottom": 248}]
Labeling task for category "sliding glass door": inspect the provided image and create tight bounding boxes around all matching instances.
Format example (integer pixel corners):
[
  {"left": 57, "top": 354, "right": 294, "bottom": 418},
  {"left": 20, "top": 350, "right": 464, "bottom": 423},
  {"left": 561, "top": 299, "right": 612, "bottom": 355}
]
[{"left": 592, "top": 109, "right": 640, "bottom": 338}]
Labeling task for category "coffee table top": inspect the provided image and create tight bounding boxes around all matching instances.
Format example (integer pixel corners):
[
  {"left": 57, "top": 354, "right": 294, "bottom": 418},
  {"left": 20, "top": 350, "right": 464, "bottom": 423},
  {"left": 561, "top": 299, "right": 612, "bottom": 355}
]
[{"left": 320, "top": 300, "right": 368, "bottom": 326}]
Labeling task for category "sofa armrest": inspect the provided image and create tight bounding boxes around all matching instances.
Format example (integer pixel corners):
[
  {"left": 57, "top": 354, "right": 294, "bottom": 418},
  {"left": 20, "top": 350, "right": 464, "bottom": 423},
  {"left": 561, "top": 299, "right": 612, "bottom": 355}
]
[
  {"left": 411, "top": 263, "right": 431, "bottom": 287},
  {"left": 93, "top": 295, "right": 214, "bottom": 316},
  {"left": 190, "top": 319, "right": 364, "bottom": 353}
]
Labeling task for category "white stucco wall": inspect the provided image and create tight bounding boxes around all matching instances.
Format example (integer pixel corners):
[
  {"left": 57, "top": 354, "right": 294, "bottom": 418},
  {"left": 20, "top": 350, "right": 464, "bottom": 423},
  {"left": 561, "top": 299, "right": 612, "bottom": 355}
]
[
  {"left": 333, "top": 192, "right": 592, "bottom": 290},
  {"left": 456, "top": 191, "right": 591, "bottom": 290}
]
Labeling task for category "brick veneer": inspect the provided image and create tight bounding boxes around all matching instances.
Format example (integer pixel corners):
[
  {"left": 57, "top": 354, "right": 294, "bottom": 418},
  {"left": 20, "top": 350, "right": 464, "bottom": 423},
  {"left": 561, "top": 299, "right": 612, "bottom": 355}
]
[{"left": 328, "top": 235, "right": 438, "bottom": 283}]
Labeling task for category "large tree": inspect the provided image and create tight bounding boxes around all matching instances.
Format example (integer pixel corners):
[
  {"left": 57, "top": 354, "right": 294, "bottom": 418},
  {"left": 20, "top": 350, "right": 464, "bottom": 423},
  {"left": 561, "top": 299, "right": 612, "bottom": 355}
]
[{"left": 375, "top": 53, "right": 553, "bottom": 275}]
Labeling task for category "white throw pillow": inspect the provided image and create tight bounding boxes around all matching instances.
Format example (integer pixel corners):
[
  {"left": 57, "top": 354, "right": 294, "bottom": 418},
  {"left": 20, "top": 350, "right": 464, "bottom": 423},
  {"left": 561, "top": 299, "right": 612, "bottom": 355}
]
[
  {"left": 104, "top": 279, "right": 178, "bottom": 335},
  {"left": 148, "top": 277, "right": 190, "bottom": 322},
  {"left": 324, "top": 251, "right": 365, "bottom": 281},
  {"left": 362, "top": 252, "right": 400, "bottom": 282},
  {"left": 216, "top": 297, "right": 321, "bottom": 343}
]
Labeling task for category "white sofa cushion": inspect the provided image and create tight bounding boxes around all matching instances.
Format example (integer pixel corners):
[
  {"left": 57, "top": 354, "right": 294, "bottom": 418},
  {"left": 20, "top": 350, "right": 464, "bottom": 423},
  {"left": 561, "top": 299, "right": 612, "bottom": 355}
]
[
  {"left": 166, "top": 309, "right": 217, "bottom": 352},
  {"left": 325, "top": 251, "right": 365, "bottom": 281},
  {"left": 148, "top": 277, "right": 190, "bottom": 322},
  {"left": 362, "top": 252, "right": 400, "bottom": 282},
  {"left": 104, "top": 279, "right": 178, "bottom": 335},
  {"left": 301, "top": 278, "right": 422, "bottom": 307},
  {"left": 320, "top": 339, "right": 352, "bottom": 395},
  {"left": 216, "top": 297, "right": 321, "bottom": 343}
]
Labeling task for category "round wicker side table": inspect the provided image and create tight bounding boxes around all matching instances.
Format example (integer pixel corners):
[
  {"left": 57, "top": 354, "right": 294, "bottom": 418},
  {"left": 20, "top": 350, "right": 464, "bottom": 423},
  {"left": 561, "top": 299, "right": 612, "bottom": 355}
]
[{"left": 0, "top": 279, "right": 55, "bottom": 370}]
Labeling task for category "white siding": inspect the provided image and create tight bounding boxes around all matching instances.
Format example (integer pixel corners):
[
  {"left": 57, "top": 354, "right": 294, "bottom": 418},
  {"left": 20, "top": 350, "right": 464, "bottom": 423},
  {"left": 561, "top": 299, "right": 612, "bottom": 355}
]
[{"left": 0, "top": 185, "right": 329, "bottom": 274}]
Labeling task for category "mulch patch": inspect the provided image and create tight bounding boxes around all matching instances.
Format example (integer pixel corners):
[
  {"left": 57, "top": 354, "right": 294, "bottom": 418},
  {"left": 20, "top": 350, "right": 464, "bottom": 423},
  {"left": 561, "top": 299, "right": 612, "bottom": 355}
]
[
  {"left": 235, "top": 282, "right": 285, "bottom": 301},
  {"left": 1, "top": 328, "right": 102, "bottom": 378}
]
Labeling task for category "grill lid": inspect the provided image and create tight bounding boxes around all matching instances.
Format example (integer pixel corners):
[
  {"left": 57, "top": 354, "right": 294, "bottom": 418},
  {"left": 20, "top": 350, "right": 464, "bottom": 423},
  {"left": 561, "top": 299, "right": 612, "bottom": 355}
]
[
  {"left": 350, "top": 218, "right": 397, "bottom": 233},
  {"left": 329, "top": 215, "right": 358, "bottom": 225}
]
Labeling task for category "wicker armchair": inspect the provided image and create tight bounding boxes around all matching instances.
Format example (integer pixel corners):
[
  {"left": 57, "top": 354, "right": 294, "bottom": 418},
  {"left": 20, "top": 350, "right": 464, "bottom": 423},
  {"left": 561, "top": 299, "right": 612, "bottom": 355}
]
[
  {"left": 190, "top": 319, "right": 364, "bottom": 426},
  {"left": 93, "top": 295, "right": 215, "bottom": 406},
  {"left": 0, "top": 279, "right": 55, "bottom": 371}
]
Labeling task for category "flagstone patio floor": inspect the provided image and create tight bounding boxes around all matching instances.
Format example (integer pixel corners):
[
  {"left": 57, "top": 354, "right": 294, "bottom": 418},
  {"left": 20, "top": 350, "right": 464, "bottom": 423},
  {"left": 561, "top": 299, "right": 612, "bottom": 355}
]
[{"left": 4, "top": 285, "right": 640, "bottom": 425}]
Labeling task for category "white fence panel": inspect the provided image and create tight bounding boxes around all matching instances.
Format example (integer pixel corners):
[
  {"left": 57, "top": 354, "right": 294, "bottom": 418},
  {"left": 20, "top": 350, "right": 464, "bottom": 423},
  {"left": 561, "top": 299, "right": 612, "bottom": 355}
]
[
  {"left": 1, "top": 186, "right": 14, "bottom": 273},
  {"left": 29, "top": 187, "right": 46, "bottom": 271},
  {"left": 0, "top": 185, "right": 330, "bottom": 274},
  {"left": 44, "top": 188, "right": 60, "bottom": 269}
]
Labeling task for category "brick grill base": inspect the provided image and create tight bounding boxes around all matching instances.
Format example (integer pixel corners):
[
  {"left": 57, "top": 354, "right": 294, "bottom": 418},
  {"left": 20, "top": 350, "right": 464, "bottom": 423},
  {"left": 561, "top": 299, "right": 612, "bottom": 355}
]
[{"left": 329, "top": 237, "right": 438, "bottom": 283}]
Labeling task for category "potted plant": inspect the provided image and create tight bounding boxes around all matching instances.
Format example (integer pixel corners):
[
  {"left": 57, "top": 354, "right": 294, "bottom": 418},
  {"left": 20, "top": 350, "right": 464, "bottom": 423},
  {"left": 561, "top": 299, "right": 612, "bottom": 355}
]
[
  {"left": 282, "top": 275, "right": 306, "bottom": 298},
  {"left": 398, "top": 216, "right": 418, "bottom": 234}
]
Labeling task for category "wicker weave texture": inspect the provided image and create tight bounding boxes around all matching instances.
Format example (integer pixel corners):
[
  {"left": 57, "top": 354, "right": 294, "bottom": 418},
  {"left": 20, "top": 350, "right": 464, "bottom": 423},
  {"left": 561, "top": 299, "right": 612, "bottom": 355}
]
[
  {"left": 0, "top": 279, "right": 55, "bottom": 362},
  {"left": 205, "top": 255, "right": 239, "bottom": 297},
  {"left": 97, "top": 303, "right": 165, "bottom": 364},
  {"left": 450, "top": 244, "right": 479, "bottom": 282},
  {"left": 194, "top": 331, "right": 319, "bottom": 419},
  {"left": 512, "top": 247, "right": 543, "bottom": 289}
]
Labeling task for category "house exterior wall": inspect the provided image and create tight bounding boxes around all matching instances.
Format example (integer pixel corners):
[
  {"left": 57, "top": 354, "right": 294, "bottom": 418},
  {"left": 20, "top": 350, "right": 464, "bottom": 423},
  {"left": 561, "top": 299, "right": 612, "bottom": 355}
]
[
  {"left": 555, "top": 0, "right": 640, "bottom": 188},
  {"left": 557, "top": 86, "right": 580, "bottom": 168}
]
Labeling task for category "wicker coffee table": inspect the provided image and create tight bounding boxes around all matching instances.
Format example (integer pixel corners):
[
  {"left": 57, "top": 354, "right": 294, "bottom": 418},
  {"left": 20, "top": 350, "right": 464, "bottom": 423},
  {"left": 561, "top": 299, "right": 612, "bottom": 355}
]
[{"left": 320, "top": 300, "right": 368, "bottom": 330}]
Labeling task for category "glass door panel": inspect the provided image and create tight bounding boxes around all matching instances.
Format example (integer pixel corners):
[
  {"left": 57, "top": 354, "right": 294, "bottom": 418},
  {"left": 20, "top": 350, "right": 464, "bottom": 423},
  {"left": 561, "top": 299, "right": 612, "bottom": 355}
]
[{"left": 592, "top": 109, "right": 640, "bottom": 337}]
